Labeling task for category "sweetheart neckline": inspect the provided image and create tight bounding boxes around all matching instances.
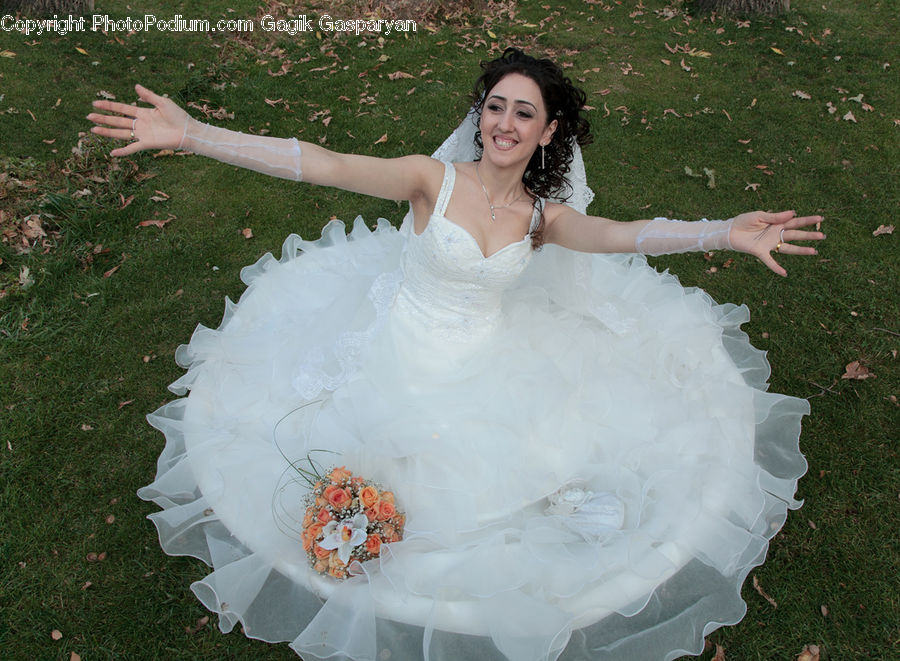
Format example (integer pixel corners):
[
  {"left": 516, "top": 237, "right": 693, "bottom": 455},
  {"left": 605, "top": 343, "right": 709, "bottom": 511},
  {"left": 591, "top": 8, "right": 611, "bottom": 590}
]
[{"left": 413, "top": 214, "right": 531, "bottom": 260}]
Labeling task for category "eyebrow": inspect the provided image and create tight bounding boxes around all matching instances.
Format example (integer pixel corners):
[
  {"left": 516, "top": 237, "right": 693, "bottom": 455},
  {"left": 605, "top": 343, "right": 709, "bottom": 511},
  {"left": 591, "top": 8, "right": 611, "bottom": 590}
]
[{"left": 487, "top": 94, "right": 537, "bottom": 111}]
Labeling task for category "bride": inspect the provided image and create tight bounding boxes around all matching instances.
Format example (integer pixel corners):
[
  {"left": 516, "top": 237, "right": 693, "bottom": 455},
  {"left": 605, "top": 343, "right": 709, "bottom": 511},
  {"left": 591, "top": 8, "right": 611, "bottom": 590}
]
[{"left": 89, "top": 48, "right": 823, "bottom": 661}]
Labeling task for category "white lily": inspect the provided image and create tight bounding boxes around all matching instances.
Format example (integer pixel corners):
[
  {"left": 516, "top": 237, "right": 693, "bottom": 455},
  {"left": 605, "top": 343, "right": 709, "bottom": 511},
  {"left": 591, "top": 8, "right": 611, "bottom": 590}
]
[{"left": 317, "top": 512, "right": 369, "bottom": 564}]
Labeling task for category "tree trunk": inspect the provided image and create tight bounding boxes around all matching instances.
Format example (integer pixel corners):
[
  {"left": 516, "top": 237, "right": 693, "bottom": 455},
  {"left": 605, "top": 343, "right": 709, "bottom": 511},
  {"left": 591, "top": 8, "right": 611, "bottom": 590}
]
[
  {"left": 693, "top": 0, "right": 790, "bottom": 15},
  {"left": 1, "top": 0, "right": 95, "bottom": 15}
]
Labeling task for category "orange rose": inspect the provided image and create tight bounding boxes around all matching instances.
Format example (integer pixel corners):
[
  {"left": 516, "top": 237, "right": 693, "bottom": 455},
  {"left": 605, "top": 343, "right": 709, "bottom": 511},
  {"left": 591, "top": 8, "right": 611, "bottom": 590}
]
[
  {"left": 388, "top": 531, "right": 402, "bottom": 543},
  {"left": 302, "top": 507, "right": 314, "bottom": 528},
  {"left": 302, "top": 531, "right": 313, "bottom": 552},
  {"left": 364, "top": 507, "right": 378, "bottom": 522},
  {"left": 306, "top": 522, "right": 325, "bottom": 542},
  {"left": 328, "top": 550, "right": 346, "bottom": 569},
  {"left": 313, "top": 559, "right": 328, "bottom": 573},
  {"left": 323, "top": 485, "right": 352, "bottom": 510},
  {"left": 376, "top": 500, "right": 395, "bottom": 521},
  {"left": 381, "top": 523, "right": 395, "bottom": 538},
  {"left": 328, "top": 466, "right": 353, "bottom": 483},
  {"left": 315, "top": 495, "right": 326, "bottom": 508},
  {"left": 365, "top": 534, "right": 382, "bottom": 556},
  {"left": 380, "top": 491, "right": 395, "bottom": 505},
  {"left": 316, "top": 507, "right": 333, "bottom": 524},
  {"left": 328, "top": 565, "right": 347, "bottom": 579},
  {"left": 359, "top": 485, "right": 380, "bottom": 509},
  {"left": 313, "top": 542, "right": 331, "bottom": 559}
]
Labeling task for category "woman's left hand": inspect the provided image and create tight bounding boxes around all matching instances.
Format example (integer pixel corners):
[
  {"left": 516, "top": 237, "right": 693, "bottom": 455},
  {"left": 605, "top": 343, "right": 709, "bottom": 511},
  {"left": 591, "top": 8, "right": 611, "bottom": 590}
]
[{"left": 729, "top": 210, "right": 825, "bottom": 277}]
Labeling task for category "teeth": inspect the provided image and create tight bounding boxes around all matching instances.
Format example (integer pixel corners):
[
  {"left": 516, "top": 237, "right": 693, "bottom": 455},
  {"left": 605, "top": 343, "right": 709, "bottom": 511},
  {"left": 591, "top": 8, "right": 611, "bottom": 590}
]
[{"left": 494, "top": 137, "right": 516, "bottom": 148}]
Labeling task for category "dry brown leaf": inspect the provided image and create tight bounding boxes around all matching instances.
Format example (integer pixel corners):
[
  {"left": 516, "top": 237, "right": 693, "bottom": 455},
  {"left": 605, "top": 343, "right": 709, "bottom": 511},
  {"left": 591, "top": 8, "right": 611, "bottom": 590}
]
[
  {"left": 842, "top": 360, "right": 875, "bottom": 380},
  {"left": 186, "top": 615, "right": 210, "bottom": 635},
  {"left": 792, "top": 90, "right": 811, "bottom": 100},
  {"left": 242, "top": 228, "right": 253, "bottom": 239},
  {"left": 51, "top": 630, "right": 63, "bottom": 640},
  {"left": 712, "top": 644, "right": 726, "bottom": 661},
  {"left": 105, "top": 514, "right": 116, "bottom": 524},
  {"left": 70, "top": 653, "right": 81, "bottom": 661},
  {"left": 843, "top": 110, "right": 857, "bottom": 122},
  {"left": 873, "top": 224, "right": 894, "bottom": 236},
  {"left": 138, "top": 214, "right": 175, "bottom": 229},
  {"left": 797, "top": 644, "right": 820, "bottom": 661},
  {"left": 752, "top": 575, "right": 778, "bottom": 607},
  {"left": 374, "top": 133, "right": 388, "bottom": 145},
  {"left": 388, "top": 71, "right": 414, "bottom": 80},
  {"left": 118, "top": 400, "right": 133, "bottom": 409}
]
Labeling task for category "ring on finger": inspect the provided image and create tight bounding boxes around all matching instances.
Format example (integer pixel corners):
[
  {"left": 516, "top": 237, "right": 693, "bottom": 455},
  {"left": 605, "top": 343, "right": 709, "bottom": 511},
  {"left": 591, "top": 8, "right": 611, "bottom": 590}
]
[{"left": 775, "top": 241, "right": 782, "bottom": 253}]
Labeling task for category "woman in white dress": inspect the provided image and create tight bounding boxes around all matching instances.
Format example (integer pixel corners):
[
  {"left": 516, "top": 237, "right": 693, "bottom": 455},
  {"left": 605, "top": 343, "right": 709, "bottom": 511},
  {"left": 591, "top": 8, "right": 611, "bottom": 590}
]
[{"left": 88, "top": 48, "right": 823, "bottom": 661}]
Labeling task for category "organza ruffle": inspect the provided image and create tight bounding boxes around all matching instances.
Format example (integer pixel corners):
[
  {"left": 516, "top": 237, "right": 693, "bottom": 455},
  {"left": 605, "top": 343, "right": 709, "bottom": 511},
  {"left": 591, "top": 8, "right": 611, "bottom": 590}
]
[{"left": 138, "top": 218, "right": 807, "bottom": 661}]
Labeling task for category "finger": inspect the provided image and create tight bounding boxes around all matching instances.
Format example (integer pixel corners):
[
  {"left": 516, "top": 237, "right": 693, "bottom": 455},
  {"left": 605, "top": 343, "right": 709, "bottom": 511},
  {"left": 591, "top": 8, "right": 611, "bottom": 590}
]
[
  {"left": 783, "top": 228, "right": 826, "bottom": 242},
  {"left": 776, "top": 242, "right": 818, "bottom": 256},
  {"left": 786, "top": 214, "right": 825, "bottom": 230},
  {"left": 761, "top": 210, "right": 798, "bottom": 226},
  {"left": 759, "top": 252, "right": 788, "bottom": 277},
  {"left": 90, "top": 125, "right": 134, "bottom": 142},
  {"left": 87, "top": 113, "right": 134, "bottom": 130},
  {"left": 135, "top": 84, "right": 168, "bottom": 106},
  {"left": 91, "top": 98, "right": 140, "bottom": 117}
]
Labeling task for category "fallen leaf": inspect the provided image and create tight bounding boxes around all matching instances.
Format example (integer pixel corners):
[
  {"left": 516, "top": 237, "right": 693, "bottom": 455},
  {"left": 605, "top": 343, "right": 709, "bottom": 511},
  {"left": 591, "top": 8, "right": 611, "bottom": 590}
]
[
  {"left": 138, "top": 215, "right": 175, "bottom": 229},
  {"left": 712, "top": 644, "right": 726, "bottom": 661},
  {"left": 752, "top": 575, "right": 778, "bottom": 607},
  {"left": 149, "top": 190, "right": 170, "bottom": 202},
  {"left": 388, "top": 71, "right": 414, "bottom": 80},
  {"left": 843, "top": 110, "right": 857, "bottom": 123},
  {"left": 792, "top": 90, "right": 811, "bottom": 100},
  {"left": 75, "top": 47, "right": 88, "bottom": 55},
  {"left": 797, "top": 644, "right": 820, "bottom": 661},
  {"left": 842, "top": 360, "right": 875, "bottom": 380},
  {"left": 0, "top": 50, "right": 15, "bottom": 57},
  {"left": 70, "top": 653, "right": 81, "bottom": 661},
  {"left": 821, "top": 604, "right": 829, "bottom": 617},
  {"left": 18, "top": 265, "right": 33, "bottom": 288},
  {"left": 242, "top": 228, "right": 253, "bottom": 239},
  {"left": 51, "top": 630, "right": 63, "bottom": 641},
  {"left": 374, "top": 133, "right": 388, "bottom": 145},
  {"left": 771, "top": 47, "right": 785, "bottom": 55},
  {"left": 745, "top": 183, "right": 761, "bottom": 191},
  {"left": 105, "top": 514, "right": 115, "bottom": 524},
  {"left": 80, "top": 424, "right": 93, "bottom": 431},
  {"left": 117, "top": 400, "right": 133, "bottom": 409},
  {"left": 185, "top": 615, "right": 210, "bottom": 635},
  {"left": 873, "top": 224, "right": 894, "bottom": 236}
]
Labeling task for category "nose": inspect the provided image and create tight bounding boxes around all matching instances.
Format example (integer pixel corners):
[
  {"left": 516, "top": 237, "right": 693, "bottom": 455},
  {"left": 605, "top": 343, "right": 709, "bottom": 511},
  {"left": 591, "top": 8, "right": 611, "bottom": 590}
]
[{"left": 498, "top": 109, "right": 514, "bottom": 132}]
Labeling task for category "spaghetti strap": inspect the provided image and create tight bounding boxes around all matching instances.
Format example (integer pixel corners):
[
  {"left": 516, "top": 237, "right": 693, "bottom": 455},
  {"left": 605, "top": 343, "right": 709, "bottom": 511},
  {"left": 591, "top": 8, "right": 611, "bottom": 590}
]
[{"left": 433, "top": 161, "right": 456, "bottom": 218}]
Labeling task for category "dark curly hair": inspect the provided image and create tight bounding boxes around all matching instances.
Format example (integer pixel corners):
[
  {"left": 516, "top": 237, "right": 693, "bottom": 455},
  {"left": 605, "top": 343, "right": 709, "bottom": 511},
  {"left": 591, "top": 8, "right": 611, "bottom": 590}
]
[{"left": 471, "top": 48, "right": 592, "bottom": 247}]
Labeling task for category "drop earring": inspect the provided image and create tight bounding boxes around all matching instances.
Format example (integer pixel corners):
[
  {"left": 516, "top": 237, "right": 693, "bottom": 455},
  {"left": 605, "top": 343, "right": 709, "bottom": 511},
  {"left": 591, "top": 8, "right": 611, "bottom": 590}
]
[{"left": 541, "top": 145, "right": 545, "bottom": 169}]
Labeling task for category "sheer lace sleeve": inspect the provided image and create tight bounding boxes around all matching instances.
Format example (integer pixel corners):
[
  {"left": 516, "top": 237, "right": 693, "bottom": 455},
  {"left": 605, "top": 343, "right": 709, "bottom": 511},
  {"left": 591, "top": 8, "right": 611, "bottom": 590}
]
[
  {"left": 634, "top": 217, "right": 733, "bottom": 256},
  {"left": 178, "top": 117, "right": 302, "bottom": 181}
]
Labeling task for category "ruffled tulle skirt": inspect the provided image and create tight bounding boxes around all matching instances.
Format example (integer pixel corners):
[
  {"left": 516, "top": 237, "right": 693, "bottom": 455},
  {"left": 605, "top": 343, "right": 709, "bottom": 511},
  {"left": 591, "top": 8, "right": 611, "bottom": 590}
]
[{"left": 138, "top": 217, "right": 808, "bottom": 661}]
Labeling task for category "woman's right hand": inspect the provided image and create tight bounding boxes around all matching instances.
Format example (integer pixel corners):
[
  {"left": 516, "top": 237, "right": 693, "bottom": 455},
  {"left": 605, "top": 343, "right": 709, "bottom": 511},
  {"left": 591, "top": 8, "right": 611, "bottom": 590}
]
[{"left": 87, "top": 84, "right": 189, "bottom": 157}]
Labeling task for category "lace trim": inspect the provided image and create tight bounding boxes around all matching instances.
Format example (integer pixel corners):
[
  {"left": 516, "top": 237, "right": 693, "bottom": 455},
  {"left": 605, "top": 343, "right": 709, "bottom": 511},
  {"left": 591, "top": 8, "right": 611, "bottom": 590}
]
[{"left": 291, "top": 268, "right": 402, "bottom": 400}]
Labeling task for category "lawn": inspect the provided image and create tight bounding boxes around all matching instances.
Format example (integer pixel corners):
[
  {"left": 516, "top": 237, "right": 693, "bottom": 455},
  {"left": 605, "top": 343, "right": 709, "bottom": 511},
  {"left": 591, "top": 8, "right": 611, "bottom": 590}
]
[{"left": 1, "top": 0, "right": 897, "bottom": 659}]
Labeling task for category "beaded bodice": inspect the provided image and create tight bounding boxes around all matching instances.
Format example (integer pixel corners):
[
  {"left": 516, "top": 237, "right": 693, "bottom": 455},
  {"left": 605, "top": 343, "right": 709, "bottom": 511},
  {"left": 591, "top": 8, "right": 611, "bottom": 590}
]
[{"left": 393, "top": 162, "right": 542, "bottom": 343}]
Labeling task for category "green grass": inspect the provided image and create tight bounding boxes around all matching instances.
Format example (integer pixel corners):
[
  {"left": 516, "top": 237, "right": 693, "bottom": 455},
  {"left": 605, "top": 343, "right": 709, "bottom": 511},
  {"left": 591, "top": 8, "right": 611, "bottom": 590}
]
[{"left": 1, "top": 0, "right": 898, "bottom": 659}]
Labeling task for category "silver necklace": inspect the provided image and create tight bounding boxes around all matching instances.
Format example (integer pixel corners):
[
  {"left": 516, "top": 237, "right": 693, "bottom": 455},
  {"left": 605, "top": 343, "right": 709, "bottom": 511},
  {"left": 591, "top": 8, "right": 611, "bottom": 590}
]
[{"left": 474, "top": 161, "right": 524, "bottom": 223}]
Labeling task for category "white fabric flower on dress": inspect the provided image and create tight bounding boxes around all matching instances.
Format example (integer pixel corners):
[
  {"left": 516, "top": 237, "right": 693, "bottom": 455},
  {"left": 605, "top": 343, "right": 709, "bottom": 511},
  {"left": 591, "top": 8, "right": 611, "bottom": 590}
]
[
  {"left": 547, "top": 481, "right": 626, "bottom": 540},
  {"left": 317, "top": 513, "right": 369, "bottom": 564}
]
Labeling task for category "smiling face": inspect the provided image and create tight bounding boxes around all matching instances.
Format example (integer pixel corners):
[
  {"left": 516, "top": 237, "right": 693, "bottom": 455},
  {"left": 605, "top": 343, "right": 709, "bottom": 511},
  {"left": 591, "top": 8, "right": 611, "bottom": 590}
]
[{"left": 479, "top": 72, "right": 558, "bottom": 168}]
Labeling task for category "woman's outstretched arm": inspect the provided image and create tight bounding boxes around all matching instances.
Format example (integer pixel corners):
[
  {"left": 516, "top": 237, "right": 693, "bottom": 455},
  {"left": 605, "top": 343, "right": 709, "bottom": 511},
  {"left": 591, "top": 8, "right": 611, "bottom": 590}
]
[
  {"left": 543, "top": 204, "right": 825, "bottom": 277},
  {"left": 87, "top": 84, "right": 439, "bottom": 203}
]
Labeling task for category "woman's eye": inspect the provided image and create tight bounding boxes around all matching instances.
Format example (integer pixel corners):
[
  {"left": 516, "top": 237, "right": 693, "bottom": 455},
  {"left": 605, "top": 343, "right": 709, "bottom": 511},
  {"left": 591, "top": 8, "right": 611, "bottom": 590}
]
[
  {"left": 517, "top": 111, "right": 533, "bottom": 119},
  {"left": 488, "top": 104, "right": 503, "bottom": 112}
]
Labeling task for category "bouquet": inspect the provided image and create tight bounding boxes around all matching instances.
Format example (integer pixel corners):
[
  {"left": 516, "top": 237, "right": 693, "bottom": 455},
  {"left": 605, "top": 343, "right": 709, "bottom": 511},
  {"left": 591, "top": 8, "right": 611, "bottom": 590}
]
[{"left": 301, "top": 466, "right": 405, "bottom": 579}]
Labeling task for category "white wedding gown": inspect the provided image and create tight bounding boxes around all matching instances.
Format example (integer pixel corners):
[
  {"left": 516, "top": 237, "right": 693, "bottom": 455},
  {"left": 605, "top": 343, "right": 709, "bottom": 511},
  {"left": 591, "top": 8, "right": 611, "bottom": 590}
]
[{"left": 138, "top": 160, "right": 808, "bottom": 661}]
